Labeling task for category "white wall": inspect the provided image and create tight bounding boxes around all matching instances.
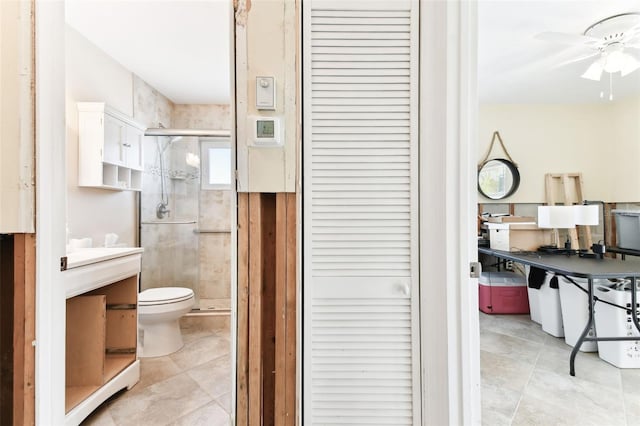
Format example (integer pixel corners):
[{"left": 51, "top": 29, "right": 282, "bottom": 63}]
[
  {"left": 606, "top": 96, "right": 640, "bottom": 202},
  {"left": 479, "top": 99, "right": 640, "bottom": 203},
  {"left": 66, "top": 26, "right": 177, "bottom": 247},
  {"left": 65, "top": 26, "right": 138, "bottom": 247},
  {"left": 235, "top": 0, "right": 297, "bottom": 192}
]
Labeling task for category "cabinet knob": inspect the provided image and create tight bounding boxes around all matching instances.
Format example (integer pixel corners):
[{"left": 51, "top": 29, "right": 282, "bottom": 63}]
[{"left": 123, "top": 143, "right": 132, "bottom": 148}]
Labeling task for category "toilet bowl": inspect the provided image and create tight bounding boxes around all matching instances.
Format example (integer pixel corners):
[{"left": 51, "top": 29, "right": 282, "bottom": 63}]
[{"left": 138, "top": 287, "right": 195, "bottom": 358}]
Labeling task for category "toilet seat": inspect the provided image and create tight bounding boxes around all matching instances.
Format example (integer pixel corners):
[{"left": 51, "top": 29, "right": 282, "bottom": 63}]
[{"left": 139, "top": 287, "right": 194, "bottom": 306}]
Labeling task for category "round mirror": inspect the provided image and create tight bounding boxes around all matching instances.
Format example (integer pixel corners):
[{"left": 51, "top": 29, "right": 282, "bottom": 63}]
[{"left": 478, "top": 159, "right": 520, "bottom": 200}]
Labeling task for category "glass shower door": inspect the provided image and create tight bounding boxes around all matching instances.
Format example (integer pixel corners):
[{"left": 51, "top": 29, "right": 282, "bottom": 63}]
[{"left": 140, "top": 135, "right": 200, "bottom": 308}]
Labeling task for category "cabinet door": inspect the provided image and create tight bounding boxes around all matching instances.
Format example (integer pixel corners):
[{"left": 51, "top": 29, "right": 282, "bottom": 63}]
[
  {"left": 124, "top": 125, "right": 144, "bottom": 170},
  {"left": 103, "top": 114, "right": 125, "bottom": 165}
]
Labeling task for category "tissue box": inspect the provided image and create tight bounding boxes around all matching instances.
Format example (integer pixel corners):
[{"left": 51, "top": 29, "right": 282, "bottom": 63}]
[
  {"left": 487, "top": 223, "right": 553, "bottom": 252},
  {"left": 479, "top": 271, "right": 529, "bottom": 314}
]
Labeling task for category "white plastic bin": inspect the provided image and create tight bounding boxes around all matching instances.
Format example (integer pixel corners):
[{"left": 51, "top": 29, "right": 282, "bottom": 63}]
[
  {"left": 612, "top": 210, "right": 640, "bottom": 250},
  {"left": 540, "top": 276, "right": 564, "bottom": 337},
  {"left": 558, "top": 276, "right": 602, "bottom": 352},
  {"left": 594, "top": 281, "right": 640, "bottom": 368},
  {"left": 525, "top": 266, "right": 563, "bottom": 336}
]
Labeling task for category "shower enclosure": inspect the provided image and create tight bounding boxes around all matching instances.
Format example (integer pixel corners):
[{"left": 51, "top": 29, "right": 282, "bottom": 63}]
[{"left": 139, "top": 128, "right": 232, "bottom": 312}]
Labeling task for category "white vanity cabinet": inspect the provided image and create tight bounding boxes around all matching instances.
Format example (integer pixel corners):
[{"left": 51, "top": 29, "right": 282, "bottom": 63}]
[
  {"left": 63, "top": 247, "right": 143, "bottom": 426},
  {"left": 77, "top": 102, "right": 145, "bottom": 191}
]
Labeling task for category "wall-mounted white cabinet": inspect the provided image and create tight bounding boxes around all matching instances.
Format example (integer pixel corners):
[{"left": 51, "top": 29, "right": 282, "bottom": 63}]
[{"left": 77, "top": 102, "right": 145, "bottom": 191}]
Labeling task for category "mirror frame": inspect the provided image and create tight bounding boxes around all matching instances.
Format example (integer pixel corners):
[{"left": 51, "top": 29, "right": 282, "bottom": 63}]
[{"left": 477, "top": 158, "right": 521, "bottom": 200}]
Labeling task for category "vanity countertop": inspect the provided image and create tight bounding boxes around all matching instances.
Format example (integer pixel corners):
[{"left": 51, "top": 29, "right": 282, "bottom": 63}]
[
  {"left": 64, "top": 247, "right": 144, "bottom": 298},
  {"left": 66, "top": 247, "right": 144, "bottom": 269}
]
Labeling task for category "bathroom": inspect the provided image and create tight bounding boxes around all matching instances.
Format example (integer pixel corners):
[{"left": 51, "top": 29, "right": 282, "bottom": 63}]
[{"left": 64, "top": 1, "right": 234, "bottom": 423}]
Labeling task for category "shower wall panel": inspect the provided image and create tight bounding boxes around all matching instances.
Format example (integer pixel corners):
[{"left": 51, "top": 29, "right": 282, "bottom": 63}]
[{"left": 198, "top": 190, "right": 232, "bottom": 304}]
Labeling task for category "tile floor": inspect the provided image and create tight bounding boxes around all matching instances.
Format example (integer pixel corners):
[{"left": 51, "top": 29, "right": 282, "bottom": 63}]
[
  {"left": 481, "top": 312, "right": 640, "bottom": 426},
  {"left": 82, "top": 309, "right": 638, "bottom": 425},
  {"left": 82, "top": 316, "right": 231, "bottom": 426}
]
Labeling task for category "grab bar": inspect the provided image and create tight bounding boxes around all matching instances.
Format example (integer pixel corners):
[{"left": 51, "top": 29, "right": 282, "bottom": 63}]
[
  {"left": 193, "top": 229, "right": 231, "bottom": 234},
  {"left": 140, "top": 220, "right": 197, "bottom": 225}
]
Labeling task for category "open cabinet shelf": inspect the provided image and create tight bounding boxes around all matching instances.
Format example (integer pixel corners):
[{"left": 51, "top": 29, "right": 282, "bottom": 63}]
[{"left": 64, "top": 262, "right": 141, "bottom": 425}]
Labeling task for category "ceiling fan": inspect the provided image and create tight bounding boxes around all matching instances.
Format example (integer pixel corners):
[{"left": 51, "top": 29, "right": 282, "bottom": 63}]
[{"left": 535, "top": 12, "right": 640, "bottom": 81}]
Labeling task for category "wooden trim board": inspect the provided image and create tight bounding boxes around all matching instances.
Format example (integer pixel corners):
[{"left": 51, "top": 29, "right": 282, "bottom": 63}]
[
  {"left": 237, "top": 193, "right": 297, "bottom": 426},
  {"left": 261, "top": 195, "right": 277, "bottom": 426},
  {"left": 248, "top": 193, "right": 263, "bottom": 425},
  {"left": 236, "top": 193, "right": 249, "bottom": 425},
  {"left": 13, "top": 234, "right": 36, "bottom": 426}
]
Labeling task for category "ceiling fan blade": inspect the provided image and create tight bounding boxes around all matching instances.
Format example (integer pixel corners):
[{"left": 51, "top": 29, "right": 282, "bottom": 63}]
[
  {"left": 552, "top": 50, "right": 600, "bottom": 69},
  {"left": 535, "top": 31, "right": 601, "bottom": 47},
  {"left": 621, "top": 52, "right": 640, "bottom": 76},
  {"left": 624, "top": 23, "right": 640, "bottom": 40},
  {"left": 582, "top": 57, "right": 605, "bottom": 81}
]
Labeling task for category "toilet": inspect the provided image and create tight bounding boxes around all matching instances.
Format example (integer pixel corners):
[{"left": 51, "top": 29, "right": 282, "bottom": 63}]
[{"left": 138, "top": 287, "right": 195, "bottom": 357}]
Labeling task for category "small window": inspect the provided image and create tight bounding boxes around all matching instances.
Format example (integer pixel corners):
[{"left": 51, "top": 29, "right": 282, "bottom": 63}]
[{"left": 201, "top": 139, "right": 232, "bottom": 190}]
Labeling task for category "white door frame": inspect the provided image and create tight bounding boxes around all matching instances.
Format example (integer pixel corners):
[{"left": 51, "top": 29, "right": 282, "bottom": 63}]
[
  {"left": 34, "top": 2, "right": 239, "bottom": 424},
  {"left": 35, "top": 1, "right": 67, "bottom": 424},
  {"left": 419, "top": 2, "right": 480, "bottom": 425}
]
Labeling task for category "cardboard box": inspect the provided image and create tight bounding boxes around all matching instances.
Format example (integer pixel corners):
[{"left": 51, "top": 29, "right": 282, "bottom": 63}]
[
  {"left": 485, "top": 216, "right": 536, "bottom": 224},
  {"left": 487, "top": 223, "right": 553, "bottom": 252}
]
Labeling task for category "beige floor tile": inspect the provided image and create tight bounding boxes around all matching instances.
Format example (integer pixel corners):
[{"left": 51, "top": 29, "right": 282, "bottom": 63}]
[
  {"left": 621, "top": 368, "right": 640, "bottom": 397},
  {"left": 167, "top": 401, "right": 230, "bottom": 426},
  {"left": 535, "top": 344, "right": 622, "bottom": 391},
  {"left": 480, "top": 329, "right": 543, "bottom": 363},
  {"left": 187, "top": 354, "right": 232, "bottom": 399},
  {"left": 512, "top": 393, "right": 607, "bottom": 426},
  {"left": 169, "top": 333, "right": 230, "bottom": 371},
  {"left": 480, "top": 350, "right": 535, "bottom": 393},
  {"left": 486, "top": 314, "right": 549, "bottom": 345},
  {"left": 130, "top": 356, "right": 182, "bottom": 394},
  {"left": 106, "top": 373, "right": 213, "bottom": 426},
  {"left": 216, "top": 392, "right": 232, "bottom": 414},
  {"left": 517, "top": 368, "right": 626, "bottom": 426},
  {"left": 481, "top": 383, "right": 521, "bottom": 426},
  {"left": 624, "top": 393, "right": 640, "bottom": 426},
  {"left": 82, "top": 402, "right": 117, "bottom": 426},
  {"left": 542, "top": 332, "right": 573, "bottom": 351}
]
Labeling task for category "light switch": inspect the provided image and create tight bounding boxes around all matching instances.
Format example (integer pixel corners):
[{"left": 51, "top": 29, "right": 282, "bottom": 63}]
[{"left": 256, "top": 76, "right": 275, "bottom": 110}]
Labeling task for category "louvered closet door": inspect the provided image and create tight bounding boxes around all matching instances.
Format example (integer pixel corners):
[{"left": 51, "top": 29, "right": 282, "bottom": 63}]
[{"left": 303, "top": 1, "right": 420, "bottom": 424}]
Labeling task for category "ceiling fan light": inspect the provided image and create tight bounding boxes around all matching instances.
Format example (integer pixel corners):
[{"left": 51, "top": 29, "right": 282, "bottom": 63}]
[
  {"left": 604, "top": 49, "right": 626, "bottom": 73},
  {"left": 582, "top": 58, "right": 605, "bottom": 80},
  {"left": 620, "top": 53, "right": 640, "bottom": 76}
]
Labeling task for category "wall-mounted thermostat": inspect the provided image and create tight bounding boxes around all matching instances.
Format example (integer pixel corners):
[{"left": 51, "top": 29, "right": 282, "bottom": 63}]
[
  {"left": 249, "top": 116, "right": 283, "bottom": 147},
  {"left": 256, "top": 76, "right": 276, "bottom": 110}
]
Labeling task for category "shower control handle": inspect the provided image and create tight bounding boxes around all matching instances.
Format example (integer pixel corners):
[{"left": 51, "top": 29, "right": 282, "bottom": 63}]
[{"left": 156, "top": 203, "right": 171, "bottom": 219}]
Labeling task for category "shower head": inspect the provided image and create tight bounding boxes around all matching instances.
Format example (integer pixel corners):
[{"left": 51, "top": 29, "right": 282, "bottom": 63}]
[{"left": 157, "top": 135, "right": 183, "bottom": 154}]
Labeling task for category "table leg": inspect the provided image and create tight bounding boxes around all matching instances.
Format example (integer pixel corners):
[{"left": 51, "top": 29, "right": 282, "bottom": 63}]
[{"left": 570, "top": 277, "right": 595, "bottom": 376}]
